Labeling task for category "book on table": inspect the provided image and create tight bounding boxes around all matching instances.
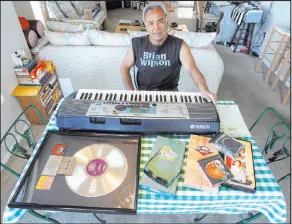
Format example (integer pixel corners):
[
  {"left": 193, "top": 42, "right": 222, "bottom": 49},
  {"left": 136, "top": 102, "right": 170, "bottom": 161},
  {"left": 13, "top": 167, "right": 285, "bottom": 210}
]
[
  {"left": 183, "top": 135, "right": 220, "bottom": 192},
  {"left": 139, "top": 136, "right": 186, "bottom": 197}
]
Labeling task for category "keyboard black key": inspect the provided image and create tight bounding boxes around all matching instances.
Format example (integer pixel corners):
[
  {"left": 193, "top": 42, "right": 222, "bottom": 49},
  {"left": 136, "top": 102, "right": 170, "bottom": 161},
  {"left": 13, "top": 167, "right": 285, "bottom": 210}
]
[
  {"left": 119, "top": 94, "right": 123, "bottom": 101},
  {"left": 180, "top": 95, "right": 183, "bottom": 102},
  {"left": 188, "top": 96, "right": 192, "bottom": 102},
  {"left": 124, "top": 94, "right": 127, "bottom": 101},
  {"left": 170, "top": 95, "right": 173, "bottom": 102},
  {"left": 160, "top": 95, "right": 163, "bottom": 102},
  {"left": 174, "top": 95, "right": 177, "bottom": 102},
  {"left": 80, "top": 93, "right": 84, "bottom": 99},
  {"left": 99, "top": 93, "right": 103, "bottom": 100},
  {"left": 156, "top": 95, "right": 158, "bottom": 101},
  {"left": 94, "top": 93, "right": 98, "bottom": 100},
  {"left": 84, "top": 93, "right": 88, "bottom": 100},
  {"left": 198, "top": 96, "right": 202, "bottom": 103},
  {"left": 194, "top": 96, "right": 198, "bottom": 103},
  {"left": 184, "top": 95, "right": 188, "bottom": 102},
  {"left": 131, "top": 94, "right": 134, "bottom": 101},
  {"left": 114, "top": 93, "right": 117, "bottom": 100},
  {"left": 164, "top": 95, "right": 166, "bottom": 102},
  {"left": 145, "top": 95, "right": 148, "bottom": 101},
  {"left": 88, "top": 93, "right": 92, "bottom": 100},
  {"left": 109, "top": 93, "right": 113, "bottom": 100},
  {"left": 134, "top": 94, "right": 137, "bottom": 101},
  {"left": 150, "top": 95, "right": 152, "bottom": 101},
  {"left": 105, "top": 93, "right": 109, "bottom": 100},
  {"left": 139, "top": 94, "right": 142, "bottom": 101}
]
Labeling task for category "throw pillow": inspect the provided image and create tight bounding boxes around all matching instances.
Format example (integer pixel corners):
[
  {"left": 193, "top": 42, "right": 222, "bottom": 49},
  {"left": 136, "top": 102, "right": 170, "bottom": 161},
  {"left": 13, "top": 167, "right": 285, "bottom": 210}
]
[
  {"left": 23, "top": 29, "right": 39, "bottom": 49},
  {"left": 89, "top": 30, "right": 131, "bottom": 47},
  {"left": 46, "top": 1, "right": 66, "bottom": 19},
  {"left": 71, "top": 1, "right": 98, "bottom": 16},
  {"left": 56, "top": 1, "right": 80, "bottom": 19},
  {"left": 28, "top": 20, "right": 45, "bottom": 38},
  {"left": 47, "top": 21, "right": 84, "bottom": 33},
  {"left": 18, "top": 17, "right": 30, "bottom": 30},
  {"left": 171, "top": 31, "right": 217, "bottom": 48},
  {"left": 45, "top": 29, "right": 92, "bottom": 46}
]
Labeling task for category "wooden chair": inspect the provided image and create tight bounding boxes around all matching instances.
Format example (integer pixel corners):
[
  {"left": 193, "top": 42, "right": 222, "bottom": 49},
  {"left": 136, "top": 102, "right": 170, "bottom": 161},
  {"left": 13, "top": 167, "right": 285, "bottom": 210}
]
[{"left": 195, "top": 1, "right": 221, "bottom": 33}]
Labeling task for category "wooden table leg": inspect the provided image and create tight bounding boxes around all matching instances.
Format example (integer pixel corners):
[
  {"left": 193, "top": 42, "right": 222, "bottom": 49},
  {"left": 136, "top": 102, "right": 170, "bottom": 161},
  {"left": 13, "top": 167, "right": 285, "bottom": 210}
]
[
  {"left": 270, "top": 49, "right": 290, "bottom": 90},
  {"left": 282, "top": 87, "right": 290, "bottom": 105}
]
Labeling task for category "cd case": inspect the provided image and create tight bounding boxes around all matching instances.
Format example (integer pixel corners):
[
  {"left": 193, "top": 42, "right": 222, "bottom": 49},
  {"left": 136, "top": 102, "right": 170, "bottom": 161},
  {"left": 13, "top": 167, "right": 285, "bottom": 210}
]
[
  {"left": 223, "top": 139, "right": 257, "bottom": 193},
  {"left": 209, "top": 132, "right": 245, "bottom": 158},
  {"left": 8, "top": 130, "right": 141, "bottom": 214},
  {"left": 198, "top": 155, "right": 234, "bottom": 186}
]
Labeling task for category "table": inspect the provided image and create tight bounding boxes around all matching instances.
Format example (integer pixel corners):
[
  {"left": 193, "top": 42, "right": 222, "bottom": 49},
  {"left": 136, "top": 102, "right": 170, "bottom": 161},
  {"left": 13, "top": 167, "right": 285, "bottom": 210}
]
[
  {"left": 3, "top": 100, "right": 287, "bottom": 223},
  {"left": 114, "top": 23, "right": 189, "bottom": 34}
]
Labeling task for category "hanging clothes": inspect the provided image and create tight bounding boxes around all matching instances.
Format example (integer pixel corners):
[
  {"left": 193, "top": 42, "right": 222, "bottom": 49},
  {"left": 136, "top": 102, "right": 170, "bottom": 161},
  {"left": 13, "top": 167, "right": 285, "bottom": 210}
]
[{"left": 231, "top": 2, "right": 261, "bottom": 25}]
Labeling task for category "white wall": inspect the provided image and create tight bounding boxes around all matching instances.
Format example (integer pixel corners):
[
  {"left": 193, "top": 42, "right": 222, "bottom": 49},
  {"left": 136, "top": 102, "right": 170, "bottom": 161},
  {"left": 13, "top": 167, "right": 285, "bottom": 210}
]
[
  {"left": 12, "top": 1, "right": 35, "bottom": 20},
  {"left": 252, "top": 1, "right": 290, "bottom": 86},
  {"left": 1, "top": 1, "right": 32, "bottom": 163}
]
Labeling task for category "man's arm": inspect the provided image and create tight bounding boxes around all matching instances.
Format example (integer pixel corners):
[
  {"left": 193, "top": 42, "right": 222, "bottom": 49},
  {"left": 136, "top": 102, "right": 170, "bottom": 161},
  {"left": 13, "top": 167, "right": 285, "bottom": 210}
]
[
  {"left": 179, "top": 41, "right": 217, "bottom": 103},
  {"left": 120, "top": 47, "right": 135, "bottom": 90}
]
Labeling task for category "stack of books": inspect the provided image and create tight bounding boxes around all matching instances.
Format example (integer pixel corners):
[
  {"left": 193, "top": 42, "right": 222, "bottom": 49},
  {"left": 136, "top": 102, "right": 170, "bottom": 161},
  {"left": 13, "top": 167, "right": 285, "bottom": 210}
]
[
  {"left": 13, "top": 59, "right": 37, "bottom": 85},
  {"left": 13, "top": 60, "right": 51, "bottom": 86},
  {"left": 183, "top": 134, "right": 256, "bottom": 193}
]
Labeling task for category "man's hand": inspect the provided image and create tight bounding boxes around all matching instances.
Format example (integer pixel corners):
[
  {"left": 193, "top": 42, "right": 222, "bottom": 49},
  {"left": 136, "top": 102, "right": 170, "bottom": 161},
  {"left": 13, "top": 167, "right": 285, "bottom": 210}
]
[{"left": 200, "top": 88, "right": 217, "bottom": 104}]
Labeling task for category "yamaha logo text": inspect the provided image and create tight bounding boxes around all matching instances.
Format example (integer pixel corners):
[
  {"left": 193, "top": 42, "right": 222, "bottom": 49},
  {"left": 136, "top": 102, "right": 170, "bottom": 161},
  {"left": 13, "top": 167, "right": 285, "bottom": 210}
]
[{"left": 190, "top": 124, "right": 211, "bottom": 130}]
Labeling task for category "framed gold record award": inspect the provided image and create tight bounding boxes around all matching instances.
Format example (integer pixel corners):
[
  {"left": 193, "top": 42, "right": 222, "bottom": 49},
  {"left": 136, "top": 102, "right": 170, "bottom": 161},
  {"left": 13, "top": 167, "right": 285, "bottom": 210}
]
[{"left": 8, "top": 130, "right": 141, "bottom": 214}]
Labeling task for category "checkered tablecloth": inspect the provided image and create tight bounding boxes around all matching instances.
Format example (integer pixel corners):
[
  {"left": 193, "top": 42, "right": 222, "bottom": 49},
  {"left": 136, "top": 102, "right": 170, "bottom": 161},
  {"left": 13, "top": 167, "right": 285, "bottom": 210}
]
[{"left": 3, "top": 100, "right": 287, "bottom": 223}]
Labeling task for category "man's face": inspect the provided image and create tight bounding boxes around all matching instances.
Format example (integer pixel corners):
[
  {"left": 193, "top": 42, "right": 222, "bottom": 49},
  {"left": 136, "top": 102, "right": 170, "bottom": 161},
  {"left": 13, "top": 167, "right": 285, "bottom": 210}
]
[{"left": 144, "top": 8, "right": 168, "bottom": 42}]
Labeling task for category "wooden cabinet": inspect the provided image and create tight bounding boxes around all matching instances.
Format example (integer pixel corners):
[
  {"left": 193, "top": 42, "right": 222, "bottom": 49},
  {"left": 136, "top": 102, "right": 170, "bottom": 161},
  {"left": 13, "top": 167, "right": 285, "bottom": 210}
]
[{"left": 11, "top": 70, "right": 63, "bottom": 125}]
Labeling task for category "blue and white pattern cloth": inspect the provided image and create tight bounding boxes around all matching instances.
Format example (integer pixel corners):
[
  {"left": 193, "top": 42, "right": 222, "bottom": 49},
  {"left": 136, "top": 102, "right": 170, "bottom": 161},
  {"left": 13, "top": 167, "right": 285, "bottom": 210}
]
[{"left": 3, "top": 99, "right": 287, "bottom": 223}]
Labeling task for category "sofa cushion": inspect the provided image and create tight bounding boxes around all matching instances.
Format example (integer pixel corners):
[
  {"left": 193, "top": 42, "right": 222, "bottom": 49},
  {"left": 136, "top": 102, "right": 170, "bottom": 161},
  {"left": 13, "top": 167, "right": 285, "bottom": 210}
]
[
  {"left": 47, "top": 21, "right": 85, "bottom": 32},
  {"left": 128, "top": 30, "right": 217, "bottom": 48},
  {"left": 171, "top": 31, "right": 217, "bottom": 48},
  {"left": 45, "top": 29, "right": 91, "bottom": 46},
  {"left": 89, "top": 30, "right": 131, "bottom": 46},
  {"left": 71, "top": 1, "right": 98, "bottom": 16},
  {"left": 47, "top": 1, "right": 67, "bottom": 19},
  {"left": 56, "top": 1, "right": 80, "bottom": 19}
]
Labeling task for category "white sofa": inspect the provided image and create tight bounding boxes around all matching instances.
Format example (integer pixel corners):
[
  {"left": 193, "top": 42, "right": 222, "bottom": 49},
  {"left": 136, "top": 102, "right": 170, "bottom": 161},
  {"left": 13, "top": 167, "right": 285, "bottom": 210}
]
[
  {"left": 44, "top": 1, "right": 107, "bottom": 30},
  {"left": 36, "top": 31, "right": 224, "bottom": 94}
]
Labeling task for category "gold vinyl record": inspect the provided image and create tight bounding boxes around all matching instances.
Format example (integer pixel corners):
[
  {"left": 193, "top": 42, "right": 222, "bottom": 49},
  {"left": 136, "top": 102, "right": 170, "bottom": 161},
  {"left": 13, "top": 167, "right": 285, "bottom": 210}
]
[{"left": 65, "top": 144, "right": 128, "bottom": 197}]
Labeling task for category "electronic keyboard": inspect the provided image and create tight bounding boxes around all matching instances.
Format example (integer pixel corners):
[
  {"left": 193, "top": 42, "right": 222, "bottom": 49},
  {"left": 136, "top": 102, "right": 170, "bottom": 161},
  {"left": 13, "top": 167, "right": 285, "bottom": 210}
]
[{"left": 56, "top": 89, "right": 220, "bottom": 134}]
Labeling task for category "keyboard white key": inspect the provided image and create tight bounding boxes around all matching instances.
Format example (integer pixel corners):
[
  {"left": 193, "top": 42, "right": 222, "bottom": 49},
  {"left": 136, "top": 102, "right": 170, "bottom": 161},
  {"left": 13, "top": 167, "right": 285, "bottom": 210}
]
[{"left": 74, "top": 89, "right": 207, "bottom": 104}]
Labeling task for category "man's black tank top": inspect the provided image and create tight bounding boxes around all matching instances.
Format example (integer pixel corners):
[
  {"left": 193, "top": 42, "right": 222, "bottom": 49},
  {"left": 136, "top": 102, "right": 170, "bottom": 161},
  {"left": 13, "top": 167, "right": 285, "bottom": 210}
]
[{"left": 132, "top": 35, "right": 183, "bottom": 90}]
